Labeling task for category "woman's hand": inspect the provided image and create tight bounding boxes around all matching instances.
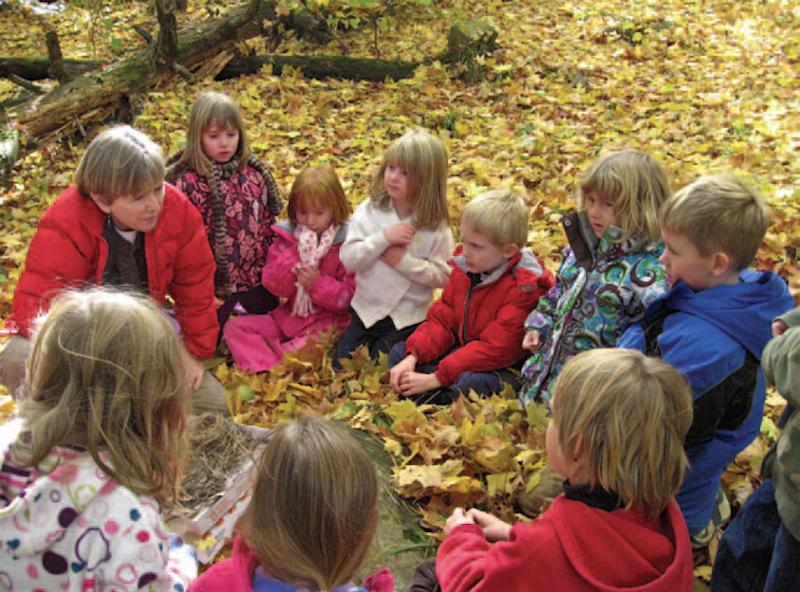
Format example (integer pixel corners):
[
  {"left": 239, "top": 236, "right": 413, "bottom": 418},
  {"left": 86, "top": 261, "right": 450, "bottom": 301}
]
[
  {"left": 444, "top": 507, "right": 476, "bottom": 536},
  {"left": 389, "top": 354, "right": 417, "bottom": 391},
  {"left": 380, "top": 245, "right": 407, "bottom": 267},
  {"left": 398, "top": 371, "right": 441, "bottom": 396},
  {"left": 185, "top": 355, "right": 205, "bottom": 391}
]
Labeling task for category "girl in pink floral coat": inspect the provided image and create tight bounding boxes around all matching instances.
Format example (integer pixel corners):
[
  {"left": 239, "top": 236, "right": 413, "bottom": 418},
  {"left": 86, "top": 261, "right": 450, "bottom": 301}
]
[
  {"left": 224, "top": 165, "right": 355, "bottom": 372},
  {"left": 168, "top": 91, "right": 282, "bottom": 327}
]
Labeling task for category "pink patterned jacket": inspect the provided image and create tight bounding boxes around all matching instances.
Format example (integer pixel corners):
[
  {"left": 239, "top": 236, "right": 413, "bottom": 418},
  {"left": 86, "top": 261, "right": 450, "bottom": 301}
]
[{"left": 174, "top": 165, "right": 276, "bottom": 294}]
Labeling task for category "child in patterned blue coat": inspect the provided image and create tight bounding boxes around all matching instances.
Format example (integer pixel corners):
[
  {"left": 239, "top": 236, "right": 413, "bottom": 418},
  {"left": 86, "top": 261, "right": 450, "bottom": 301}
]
[{"left": 519, "top": 148, "right": 671, "bottom": 407}]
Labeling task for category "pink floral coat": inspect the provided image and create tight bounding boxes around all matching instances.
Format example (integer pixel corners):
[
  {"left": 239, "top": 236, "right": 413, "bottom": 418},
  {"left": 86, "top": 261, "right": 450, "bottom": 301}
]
[{"left": 174, "top": 165, "right": 276, "bottom": 293}]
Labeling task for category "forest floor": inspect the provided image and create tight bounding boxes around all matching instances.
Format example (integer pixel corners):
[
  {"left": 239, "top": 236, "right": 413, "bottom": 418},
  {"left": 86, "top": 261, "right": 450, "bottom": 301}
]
[{"left": 1, "top": 0, "right": 799, "bottom": 588}]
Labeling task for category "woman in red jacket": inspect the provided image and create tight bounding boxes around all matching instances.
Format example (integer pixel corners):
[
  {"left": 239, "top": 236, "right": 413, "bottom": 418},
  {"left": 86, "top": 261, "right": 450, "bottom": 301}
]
[
  {"left": 413, "top": 349, "right": 694, "bottom": 592},
  {"left": 0, "top": 125, "right": 225, "bottom": 413}
]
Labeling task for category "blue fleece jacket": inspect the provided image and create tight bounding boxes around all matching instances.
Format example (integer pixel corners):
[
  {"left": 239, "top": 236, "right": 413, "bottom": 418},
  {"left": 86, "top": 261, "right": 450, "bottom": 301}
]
[{"left": 618, "top": 270, "right": 794, "bottom": 534}]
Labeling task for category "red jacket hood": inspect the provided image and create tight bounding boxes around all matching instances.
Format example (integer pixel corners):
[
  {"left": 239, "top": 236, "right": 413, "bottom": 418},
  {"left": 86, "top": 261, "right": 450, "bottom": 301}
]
[
  {"left": 547, "top": 497, "right": 693, "bottom": 591},
  {"left": 436, "top": 496, "right": 692, "bottom": 592}
]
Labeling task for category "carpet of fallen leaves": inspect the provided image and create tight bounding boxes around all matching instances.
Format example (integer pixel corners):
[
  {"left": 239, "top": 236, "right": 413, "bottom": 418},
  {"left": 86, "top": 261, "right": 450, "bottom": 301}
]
[{"left": 1, "top": 0, "right": 799, "bottom": 584}]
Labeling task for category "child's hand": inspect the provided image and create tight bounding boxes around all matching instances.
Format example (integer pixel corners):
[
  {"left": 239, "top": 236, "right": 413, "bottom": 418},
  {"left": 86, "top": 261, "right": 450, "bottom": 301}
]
[
  {"left": 383, "top": 223, "right": 415, "bottom": 246},
  {"left": 444, "top": 507, "right": 476, "bottom": 536},
  {"left": 185, "top": 355, "right": 205, "bottom": 392},
  {"left": 466, "top": 509, "right": 512, "bottom": 542},
  {"left": 213, "top": 297, "right": 225, "bottom": 309},
  {"left": 295, "top": 264, "right": 318, "bottom": 289},
  {"left": 522, "top": 330, "right": 541, "bottom": 352},
  {"left": 398, "top": 371, "right": 441, "bottom": 396},
  {"left": 773, "top": 319, "right": 789, "bottom": 337},
  {"left": 380, "top": 245, "right": 407, "bottom": 267},
  {"left": 389, "top": 354, "right": 417, "bottom": 391}
]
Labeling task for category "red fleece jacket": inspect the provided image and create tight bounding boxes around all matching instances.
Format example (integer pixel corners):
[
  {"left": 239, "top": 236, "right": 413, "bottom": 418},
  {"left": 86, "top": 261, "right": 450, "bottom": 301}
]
[
  {"left": 10, "top": 184, "right": 218, "bottom": 358},
  {"left": 436, "top": 496, "right": 693, "bottom": 592},
  {"left": 404, "top": 248, "right": 553, "bottom": 385}
]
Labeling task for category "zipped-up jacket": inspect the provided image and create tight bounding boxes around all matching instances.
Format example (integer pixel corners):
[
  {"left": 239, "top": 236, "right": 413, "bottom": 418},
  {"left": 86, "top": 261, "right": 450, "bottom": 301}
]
[{"left": 403, "top": 247, "right": 553, "bottom": 386}]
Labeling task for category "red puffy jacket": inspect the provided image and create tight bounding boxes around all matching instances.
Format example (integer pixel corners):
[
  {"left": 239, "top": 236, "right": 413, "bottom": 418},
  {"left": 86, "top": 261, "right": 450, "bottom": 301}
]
[
  {"left": 10, "top": 184, "right": 218, "bottom": 359},
  {"left": 404, "top": 248, "right": 553, "bottom": 386}
]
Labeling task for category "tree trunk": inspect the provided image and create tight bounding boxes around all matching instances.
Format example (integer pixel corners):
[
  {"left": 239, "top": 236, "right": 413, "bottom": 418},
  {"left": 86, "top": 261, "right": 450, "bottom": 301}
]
[
  {"left": 7, "top": 3, "right": 496, "bottom": 145},
  {"left": 45, "top": 29, "right": 73, "bottom": 83},
  {"left": 217, "top": 54, "right": 419, "bottom": 82},
  {"left": 0, "top": 57, "right": 105, "bottom": 80}
]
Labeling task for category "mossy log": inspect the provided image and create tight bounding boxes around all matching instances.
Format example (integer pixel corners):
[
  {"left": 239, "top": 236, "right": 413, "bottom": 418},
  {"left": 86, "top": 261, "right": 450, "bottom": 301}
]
[
  {"left": 7, "top": 4, "right": 496, "bottom": 145},
  {"left": 12, "top": 0, "right": 275, "bottom": 143},
  {"left": 217, "top": 54, "right": 419, "bottom": 82},
  {"left": 0, "top": 57, "right": 104, "bottom": 81}
]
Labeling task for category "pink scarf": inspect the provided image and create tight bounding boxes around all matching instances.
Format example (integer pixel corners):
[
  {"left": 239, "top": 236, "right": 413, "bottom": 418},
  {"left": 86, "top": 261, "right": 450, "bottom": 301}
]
[{"left": 291, "top": 224, "right": 338, "bottom": 317}]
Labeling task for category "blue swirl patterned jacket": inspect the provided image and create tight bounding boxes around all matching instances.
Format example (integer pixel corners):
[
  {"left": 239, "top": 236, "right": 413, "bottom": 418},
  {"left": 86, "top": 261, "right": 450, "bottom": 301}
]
[{"left": 519, "top": 211, "right": 668, "bottom": 407}]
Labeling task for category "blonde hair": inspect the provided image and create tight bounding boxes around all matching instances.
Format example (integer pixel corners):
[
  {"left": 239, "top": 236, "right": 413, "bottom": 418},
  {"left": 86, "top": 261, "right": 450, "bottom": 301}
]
[
  {"left": 461, "top": 188, "right": 528, "bottom": 247},
  {"left": 173, "top": 91, "right": 251, "bottom": 178},
  {"left": 369, "top": 129, "right": 449, "bottom": 230},
  {"left": 579, "top": 148, "right": 670, "bottom": 242},
  {"left": 552, "top": 349, "right": 692, "bottom": 516},
  {"left": 75, "top": 125, "right": 165, "bottom": 204},
  {"left": 661, "top": 173, "right": 770, "bottom": 270},
  {"left": 12, "top": 289, "right": 191, "bottom": 506},
  {"left": 287, "top": 165, "right": 352, "bottom": 226},
  {"left": 240, "top": 415, "right": 379, "bottom": 591}
]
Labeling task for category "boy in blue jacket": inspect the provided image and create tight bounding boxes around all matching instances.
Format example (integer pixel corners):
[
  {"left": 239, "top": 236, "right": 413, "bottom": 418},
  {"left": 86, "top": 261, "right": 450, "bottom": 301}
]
[{"left": 618, "top": 173, "right": 794, "bottom": 546}]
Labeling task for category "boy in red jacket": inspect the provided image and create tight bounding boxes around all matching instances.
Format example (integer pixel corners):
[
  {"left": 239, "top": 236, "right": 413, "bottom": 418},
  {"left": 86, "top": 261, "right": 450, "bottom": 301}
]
[
  {"left": 415, "top": 349, "right": 694, "bottom": 592},
  {"left": 0, "top": 126, "right": 226, "bottom": 413},
  {"left": 388, "top": 189, "right": 553, "bottom": 404}
]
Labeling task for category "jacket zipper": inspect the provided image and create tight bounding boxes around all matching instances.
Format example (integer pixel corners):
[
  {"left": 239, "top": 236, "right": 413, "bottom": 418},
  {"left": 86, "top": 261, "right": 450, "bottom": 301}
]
[{"left": 461, "top": 282, "right": 477, "bottom": 345}]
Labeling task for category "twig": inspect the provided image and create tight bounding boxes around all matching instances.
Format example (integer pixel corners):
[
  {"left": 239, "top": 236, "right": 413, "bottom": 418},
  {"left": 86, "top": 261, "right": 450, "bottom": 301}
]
[
  {"left": 5, "top": 73, "right": 44, "bottom": 94},
  {"left": 74, "top": 116, "right": 86, "bottom": 138},
  {"left": 133, "top": 24, "right": 154, "bottom": 45}
]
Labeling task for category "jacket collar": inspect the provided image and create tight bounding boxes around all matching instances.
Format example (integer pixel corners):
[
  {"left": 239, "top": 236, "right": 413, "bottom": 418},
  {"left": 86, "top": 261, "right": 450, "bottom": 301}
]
[
  {"left": 452, "top": 249, "right": 544, "bottom": 288},
  {"left": 562, "top": 211, "right": 658, "bottom": 271}
]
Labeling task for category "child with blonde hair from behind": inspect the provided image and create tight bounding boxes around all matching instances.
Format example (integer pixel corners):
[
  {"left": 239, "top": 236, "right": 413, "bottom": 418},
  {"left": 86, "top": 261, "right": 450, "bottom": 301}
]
[
  {"left": 334, "top": 129, "right": 453, "bottom": 366},
  {"left": 519, "top": 148, "right": 671, "bottom": 406},
  {"left": 0, "top": 288, "right": 197, "bottom": 590},
  {"left": 168, "top": 91, "right": 282, "bottom": 328},
  {"left": 224, "top": 165, "right": 355, "bottom": 372},
  {"left": 417, "top": 349, "right": 694, "bottom": 592},
  {"left": 190, "top": 415, "right": 393, "bottom": 592}
]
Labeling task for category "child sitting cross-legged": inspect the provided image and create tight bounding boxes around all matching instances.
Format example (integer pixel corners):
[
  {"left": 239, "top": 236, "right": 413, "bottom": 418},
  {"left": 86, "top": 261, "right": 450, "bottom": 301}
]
[
  {"left": 388, "top": 189, "right": 553, "bottom": 404},
  {"left": 223, "top": 165, "right": 354, "bottom": 373},
  {"left": 618, "top": 173, "right": 795, "bottom": 546},
  {"left": 415, "top": 349, "right": 694, "bottom": 592},
  {"left": 189, "top": 415, "right": 393, "bottom": 592},
  {"left": 519, "top": 148, "right": 671, "bottom": 408}
]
